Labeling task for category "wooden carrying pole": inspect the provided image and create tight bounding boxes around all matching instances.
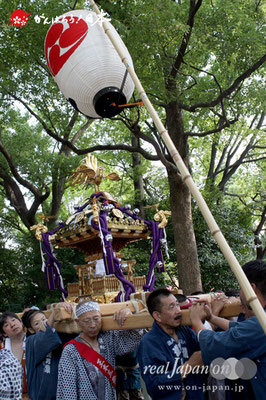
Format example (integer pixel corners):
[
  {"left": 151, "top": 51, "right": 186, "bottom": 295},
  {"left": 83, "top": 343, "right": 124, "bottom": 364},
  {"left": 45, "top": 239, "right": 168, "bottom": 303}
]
[
  {"left": 17, "top": 300, "right": 241, "bottom": 332},
  {"left": 88, "top": 0, "right": 266, "bottom": 333},
  {"left": 101, "top": 303, "right": 241, "bottom": 330},
  {"left": 51, "top": 301, "right": 242, "bottom": 332}
]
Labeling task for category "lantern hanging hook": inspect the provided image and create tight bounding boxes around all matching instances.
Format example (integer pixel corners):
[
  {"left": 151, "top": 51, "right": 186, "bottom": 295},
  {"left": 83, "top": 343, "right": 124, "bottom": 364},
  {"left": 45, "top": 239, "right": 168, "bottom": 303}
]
[
  {"left": 72, "top": 0, "right": 79, "bottom": 10},
  {"left": 111, "top": 69, "right": 143, "bottom": 111},
  {"left": 117, "top": 69, "right": 129, "bottom": 104}
]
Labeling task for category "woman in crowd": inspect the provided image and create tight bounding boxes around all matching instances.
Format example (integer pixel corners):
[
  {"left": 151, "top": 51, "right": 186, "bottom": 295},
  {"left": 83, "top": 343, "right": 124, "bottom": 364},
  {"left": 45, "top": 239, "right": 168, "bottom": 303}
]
[
  {"left": 22, "top": 302, "right": 73, "bottom": 400},
  {"left": 0, "top": 312, "right": 27, "bottom": 397}
]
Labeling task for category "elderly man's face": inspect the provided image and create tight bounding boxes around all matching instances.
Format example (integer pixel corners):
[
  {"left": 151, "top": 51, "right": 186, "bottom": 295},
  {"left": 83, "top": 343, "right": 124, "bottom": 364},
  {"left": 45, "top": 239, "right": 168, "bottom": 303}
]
[
  {"left": 154, "top": 294, "right": 182, "bottom": 329},
  {"left": 78, "top": 310, "right": 102, "bottom": 337}
]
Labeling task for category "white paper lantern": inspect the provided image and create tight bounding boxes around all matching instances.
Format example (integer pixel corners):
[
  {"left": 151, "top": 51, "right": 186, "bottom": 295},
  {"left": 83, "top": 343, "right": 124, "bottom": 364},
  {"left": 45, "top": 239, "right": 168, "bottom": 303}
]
[{"left": 44, "top": 10, "right": 135, "bottom": 118}]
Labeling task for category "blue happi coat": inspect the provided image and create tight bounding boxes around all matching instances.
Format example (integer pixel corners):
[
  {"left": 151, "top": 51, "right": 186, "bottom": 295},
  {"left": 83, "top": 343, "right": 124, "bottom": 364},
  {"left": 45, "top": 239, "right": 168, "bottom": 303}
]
[
  {"left": 199, "top": 312, "right": 266, "bottom": 400},
  {"left": 25, "top": 324, "right": 62, "bottom": 400},
  {"left": 137, "top": 322, "right": 204, "bottom": 399}
]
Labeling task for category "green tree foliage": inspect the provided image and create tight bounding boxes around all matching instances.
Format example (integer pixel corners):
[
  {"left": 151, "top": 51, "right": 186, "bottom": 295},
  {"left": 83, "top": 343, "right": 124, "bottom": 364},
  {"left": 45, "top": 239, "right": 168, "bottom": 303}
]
[
  {"left": 0, "top": 231, "right": 84, "bottom": 311},
  {"left": 193, "top": 194, "right": 255, "bottom": 293}
]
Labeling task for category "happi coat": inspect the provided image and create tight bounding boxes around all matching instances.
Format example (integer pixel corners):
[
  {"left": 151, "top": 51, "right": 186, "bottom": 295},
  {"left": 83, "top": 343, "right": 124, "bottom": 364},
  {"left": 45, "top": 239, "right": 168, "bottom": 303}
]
[
  {"left": 25, "top": 323, "right": 62, "bottom": 400},
  {"left": 198, "top": 312, "right": 266, "bottom": 400},
  {"left": 137, "top": 322, "right": 204, "bottom": 400},
  {"left": 56, "top": 329, "right": 144, "bottom": 400},
  {"left": 0, "top": 348, "right": 23, "bottom": 400},
  {"left": 0, "top": 335, "right": 27, "bottom": 394}
]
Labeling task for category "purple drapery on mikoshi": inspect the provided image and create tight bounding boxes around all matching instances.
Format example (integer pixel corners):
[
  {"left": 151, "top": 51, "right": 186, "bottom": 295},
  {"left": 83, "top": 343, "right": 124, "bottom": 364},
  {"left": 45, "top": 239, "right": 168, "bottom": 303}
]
[
  {"left": 116, "top": 206, "right": 165, "bottom": 293},
  {"left": 90, "top": 193, "right": 136, "bottom": 301},
  {"left": 89, "top": 193, "right": 165, "bottom": 300},
  {"left": 41, "top": 201, "right": 90, "bottom": 299}
]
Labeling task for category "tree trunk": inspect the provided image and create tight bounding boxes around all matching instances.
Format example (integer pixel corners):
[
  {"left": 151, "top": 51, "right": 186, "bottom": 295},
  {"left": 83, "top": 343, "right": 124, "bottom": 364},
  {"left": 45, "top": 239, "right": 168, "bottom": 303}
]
[
  {"left": 254, "top": 206, "right": 266, "bottom": 260},
  {"left": 167, "top": 170, "right": 202, "bottom": 294},
  {"left": 50, "top": 174, "right": 67, "bottom": 221},
  {"left": 166, "top": 101, "right": 202, "bottom": 294},
  {"left": 131, "top": 136, "right": 145, "bottom": 218}
]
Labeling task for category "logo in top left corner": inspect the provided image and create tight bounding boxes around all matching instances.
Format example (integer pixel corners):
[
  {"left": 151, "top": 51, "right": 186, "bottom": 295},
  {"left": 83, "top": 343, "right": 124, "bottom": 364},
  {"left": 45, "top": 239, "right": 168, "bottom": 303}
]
[{"left": 10, "top": 10, "right": 31, "bottom": 27}]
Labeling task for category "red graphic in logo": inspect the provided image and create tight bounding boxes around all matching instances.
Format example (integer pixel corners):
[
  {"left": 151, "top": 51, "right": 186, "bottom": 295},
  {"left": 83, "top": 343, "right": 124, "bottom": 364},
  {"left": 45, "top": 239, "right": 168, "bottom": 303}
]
[
  {"left": 45, "top": 16, "right": 88, "bottom": 77},
  {"left": 10, "top": 10, "right": 31, "bottom": 26}
]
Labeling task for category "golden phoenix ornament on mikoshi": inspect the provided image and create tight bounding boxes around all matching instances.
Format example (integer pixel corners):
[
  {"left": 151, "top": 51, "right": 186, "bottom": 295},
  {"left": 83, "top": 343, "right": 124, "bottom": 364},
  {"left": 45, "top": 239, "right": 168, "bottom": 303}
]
[{"left": 68, "top": 154, "right": 121, "bottom": 192}]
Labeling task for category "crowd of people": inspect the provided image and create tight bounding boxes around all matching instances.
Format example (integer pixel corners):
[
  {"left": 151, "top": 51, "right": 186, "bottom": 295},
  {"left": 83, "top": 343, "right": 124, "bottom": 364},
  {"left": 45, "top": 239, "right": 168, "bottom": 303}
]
[{"left": 0, "top": 259, "right": 265, "bottom": 400}]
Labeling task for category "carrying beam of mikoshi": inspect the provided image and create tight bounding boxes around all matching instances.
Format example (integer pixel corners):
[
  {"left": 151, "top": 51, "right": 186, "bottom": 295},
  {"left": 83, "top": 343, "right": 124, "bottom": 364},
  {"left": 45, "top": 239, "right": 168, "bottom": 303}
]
[
  {"left": 87, "top": 0, "right": 266, "bottom": 333},
  {"left": 101, "top": 303, "right": 241, "bottom": 331},
  {"left": 56, "top": 302, "right": 241, "bottom": 332},
  {"left": 17, "top": 299, "right": 242, "bottom": 333}
]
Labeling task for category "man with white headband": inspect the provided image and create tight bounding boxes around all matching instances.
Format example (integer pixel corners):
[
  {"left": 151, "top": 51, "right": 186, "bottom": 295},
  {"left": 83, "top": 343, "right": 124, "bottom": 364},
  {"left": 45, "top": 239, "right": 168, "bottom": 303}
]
[{"left": 56, "top": 300, "right": 144, "bottom": 400}]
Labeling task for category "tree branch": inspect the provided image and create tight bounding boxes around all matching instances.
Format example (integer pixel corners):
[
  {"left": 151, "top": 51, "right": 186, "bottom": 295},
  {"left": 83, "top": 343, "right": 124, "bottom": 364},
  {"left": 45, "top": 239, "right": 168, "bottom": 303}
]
[
  {"left": 145, "top": 120, "right": 168, "bottom": 155},
  {"left": 0, "top": 170, "right": 30, "bottom": 226},
  {"left": 214, "top": 141, "right": 230, "bottom": 176},
  {"left": 70, "top": 119, "right": 93, "bottom": 146},
  {"left": 0, "top": 215, "right": 24, "bottom": 233},
  {"left": 227, "top": 133, "right": 242, "bottom": 161},
  {"left": 182, "top": 61, "right": 229, "bottom": 120},
  {"left": 64, "top": 111, "right": 79, "bottom": 141},
  {"left": 5, "top": 90, "right": 160, "bottom": 160},
  {"left": 256, "top": 111, "right": 265, "bottom": 129},
  {"left": 185, "top": 118, "right": 238, "bottom": 137},
  {"left": 0, "top": 141, "right": 41, "bottom": 196},
  {"left": 255, "top": 0, "right": 262, "bottom": 12},
  {"left": 253, "top": 205, "right": 266, "bottom": 259},
  {"left": 254, "top": 206, "right": 266, "bottom": 236},
  {"left": 223, "top": 192, "right": 249, "bottom": 207},
  {"left": 129, "top": 122, "right": 178, "bottom": 173},
  {"left": 168, "top": 0, "right": 203, "bottom": 81},
  {"left": 180, "top": 54, "right": 266, "bottom": 111},
  {"left": 232, "top": 156, "right": 266, "bottom": 164}
]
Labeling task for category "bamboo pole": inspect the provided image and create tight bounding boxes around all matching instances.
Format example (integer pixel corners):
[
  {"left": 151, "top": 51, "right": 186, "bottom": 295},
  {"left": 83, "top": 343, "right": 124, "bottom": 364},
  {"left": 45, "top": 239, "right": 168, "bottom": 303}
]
[{"left": 88, "top": 0, "right": 266, "bottom": 333}]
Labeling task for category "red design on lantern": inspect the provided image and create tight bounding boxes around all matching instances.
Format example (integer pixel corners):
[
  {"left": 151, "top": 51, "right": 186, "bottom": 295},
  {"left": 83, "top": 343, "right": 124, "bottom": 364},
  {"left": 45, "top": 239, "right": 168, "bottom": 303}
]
[{"left": 45, "top": 16, "right": 88, "bottom": 77}]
